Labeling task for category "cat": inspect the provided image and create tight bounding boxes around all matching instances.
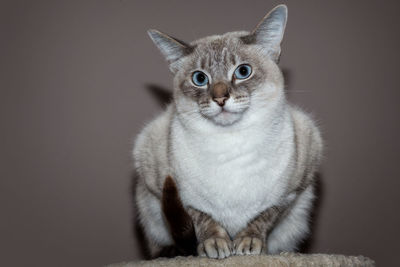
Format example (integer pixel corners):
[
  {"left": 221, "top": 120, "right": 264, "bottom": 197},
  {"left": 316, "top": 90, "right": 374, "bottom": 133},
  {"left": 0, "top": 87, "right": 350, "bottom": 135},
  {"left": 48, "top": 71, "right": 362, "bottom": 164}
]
[{"left": 133, "top": 4, "right": 323, "bottom": 259}]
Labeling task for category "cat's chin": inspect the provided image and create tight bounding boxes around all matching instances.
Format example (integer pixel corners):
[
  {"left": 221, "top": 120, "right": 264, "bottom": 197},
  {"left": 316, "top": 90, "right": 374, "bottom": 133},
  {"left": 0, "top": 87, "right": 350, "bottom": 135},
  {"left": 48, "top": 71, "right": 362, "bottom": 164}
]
[{"left": 209, "top": 110, "right": 243, "bottom": 126}]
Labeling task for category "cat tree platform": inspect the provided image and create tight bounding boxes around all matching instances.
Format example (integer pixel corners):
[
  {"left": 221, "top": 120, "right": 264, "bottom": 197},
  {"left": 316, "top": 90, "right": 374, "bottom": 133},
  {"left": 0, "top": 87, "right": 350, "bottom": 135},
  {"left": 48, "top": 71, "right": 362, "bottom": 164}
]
[{"left": 108, "top": 252, "right": 375, "bottom": 267}]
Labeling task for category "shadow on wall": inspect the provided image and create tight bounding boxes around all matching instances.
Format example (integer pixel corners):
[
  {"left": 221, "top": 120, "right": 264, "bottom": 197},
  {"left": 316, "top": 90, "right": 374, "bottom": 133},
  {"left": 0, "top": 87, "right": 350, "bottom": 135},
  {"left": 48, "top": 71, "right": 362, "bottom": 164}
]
[
  {"left": 129, "top": 73, "right": 325, "bottom": 258},
  {"left": 146, "top": 84, "right": 173, "bottom": 107}
]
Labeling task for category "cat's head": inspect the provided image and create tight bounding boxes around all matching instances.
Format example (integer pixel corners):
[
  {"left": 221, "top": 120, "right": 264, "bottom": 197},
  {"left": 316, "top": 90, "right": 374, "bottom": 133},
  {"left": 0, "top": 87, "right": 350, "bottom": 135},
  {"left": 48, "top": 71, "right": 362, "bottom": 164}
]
[{"left": 148, "top": 5, "right": 287, "bottom": 127}]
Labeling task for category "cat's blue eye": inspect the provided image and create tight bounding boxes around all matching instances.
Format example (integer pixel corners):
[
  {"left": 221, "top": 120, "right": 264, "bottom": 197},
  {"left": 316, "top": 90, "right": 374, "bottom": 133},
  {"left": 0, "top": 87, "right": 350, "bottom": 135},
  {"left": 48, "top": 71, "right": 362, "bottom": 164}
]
[
  {"left": 192, "top": 71, "right": 209, "bottom": 87},
  {"left": 234, "top": 64, "right": 252, "bottom": 80}
]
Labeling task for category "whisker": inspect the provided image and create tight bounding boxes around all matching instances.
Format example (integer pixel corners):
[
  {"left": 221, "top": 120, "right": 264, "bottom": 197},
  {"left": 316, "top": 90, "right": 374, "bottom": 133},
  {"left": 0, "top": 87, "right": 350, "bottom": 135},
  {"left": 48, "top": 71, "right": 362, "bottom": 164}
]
[{"left": 284, "top": 90, "right": 312, "bottom": 93}]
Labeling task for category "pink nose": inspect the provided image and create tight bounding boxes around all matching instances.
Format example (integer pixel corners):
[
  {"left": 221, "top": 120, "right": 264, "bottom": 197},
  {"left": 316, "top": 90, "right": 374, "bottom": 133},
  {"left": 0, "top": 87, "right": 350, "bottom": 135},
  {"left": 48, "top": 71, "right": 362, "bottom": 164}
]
[{"left": 213, "top": 96, "right": 229, "bottom": 106}]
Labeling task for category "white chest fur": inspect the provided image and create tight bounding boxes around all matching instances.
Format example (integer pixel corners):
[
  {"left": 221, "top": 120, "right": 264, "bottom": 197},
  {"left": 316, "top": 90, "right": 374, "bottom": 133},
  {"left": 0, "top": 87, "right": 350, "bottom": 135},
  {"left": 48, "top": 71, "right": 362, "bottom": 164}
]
[{"left": 169, "top": 112, "right": 295, "bottom": 236}]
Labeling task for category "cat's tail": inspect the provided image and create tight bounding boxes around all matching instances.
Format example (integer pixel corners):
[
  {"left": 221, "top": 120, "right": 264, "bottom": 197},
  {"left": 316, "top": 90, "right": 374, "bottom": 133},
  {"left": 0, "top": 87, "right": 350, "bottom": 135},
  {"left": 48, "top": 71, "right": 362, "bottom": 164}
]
[{"left": 162, "top": 176, "right": 197, "bottom": 256}]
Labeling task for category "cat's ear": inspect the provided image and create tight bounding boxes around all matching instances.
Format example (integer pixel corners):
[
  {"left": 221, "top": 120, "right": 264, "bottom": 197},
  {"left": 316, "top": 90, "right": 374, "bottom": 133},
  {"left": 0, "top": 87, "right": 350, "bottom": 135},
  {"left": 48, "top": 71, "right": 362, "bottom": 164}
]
[
  {"left": 148, "top": 29, "right": 193, "bottom": 72},
  {"left": 242, "top": 5, "right": 288, "bottom": 62}
]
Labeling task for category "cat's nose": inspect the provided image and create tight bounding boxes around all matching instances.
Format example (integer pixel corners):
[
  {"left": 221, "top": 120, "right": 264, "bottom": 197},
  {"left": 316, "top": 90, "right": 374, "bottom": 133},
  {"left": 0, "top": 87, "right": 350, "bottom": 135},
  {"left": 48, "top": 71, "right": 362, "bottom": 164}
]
[
  {"left": 211, "top": 82, "right": 230, "bottom": 107},
  {"left": 213, "top": 96, "right": 229, "bottom": 106}
]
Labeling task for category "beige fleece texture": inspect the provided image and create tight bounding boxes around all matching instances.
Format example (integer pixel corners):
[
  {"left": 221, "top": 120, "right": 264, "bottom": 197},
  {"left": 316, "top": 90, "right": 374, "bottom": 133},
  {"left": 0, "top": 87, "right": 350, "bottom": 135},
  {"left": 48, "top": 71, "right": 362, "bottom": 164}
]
[{"left": 108, "top": 252, "right": 375, "bottom": 267}]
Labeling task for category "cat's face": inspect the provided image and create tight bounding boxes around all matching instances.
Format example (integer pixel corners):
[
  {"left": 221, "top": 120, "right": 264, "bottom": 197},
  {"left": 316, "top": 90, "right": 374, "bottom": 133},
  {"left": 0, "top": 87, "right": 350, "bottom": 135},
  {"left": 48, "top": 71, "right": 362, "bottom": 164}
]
[
  {"left": 174, "top": 33, "right": 273, "bottom": 126},
  {"left": 148, "top": 5, "right": 287, "bottom": 126}
]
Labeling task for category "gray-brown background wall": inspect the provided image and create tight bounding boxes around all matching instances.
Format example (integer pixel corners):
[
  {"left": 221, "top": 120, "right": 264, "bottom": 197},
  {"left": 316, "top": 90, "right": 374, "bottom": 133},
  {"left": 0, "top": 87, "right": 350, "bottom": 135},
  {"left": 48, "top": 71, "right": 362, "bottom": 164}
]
[{"left": 1, "top": 0, "right": 399, "bottom": 266}]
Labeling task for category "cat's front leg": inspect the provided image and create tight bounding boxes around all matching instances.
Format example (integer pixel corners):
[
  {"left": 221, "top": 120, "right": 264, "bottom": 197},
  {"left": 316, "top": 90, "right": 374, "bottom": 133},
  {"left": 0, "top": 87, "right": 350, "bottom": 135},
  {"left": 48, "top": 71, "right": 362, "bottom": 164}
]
[
  {"left": 187, "top": 208, "right": 233, "bottom": 259},
  {"left": 233, "top": 205, "right": 285, "bottom": 255}
]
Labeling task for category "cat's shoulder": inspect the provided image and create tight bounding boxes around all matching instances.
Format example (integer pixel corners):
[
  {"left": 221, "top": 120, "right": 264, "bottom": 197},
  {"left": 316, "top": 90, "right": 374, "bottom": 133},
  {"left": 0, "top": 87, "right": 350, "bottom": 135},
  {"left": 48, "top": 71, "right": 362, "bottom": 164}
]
[
  {"left": 133, "top": 105, "right": 173, "bottom": 160},
  {"left": 289, "top": 105, "right": 319, "bottom": 131},
  {"left": 289, "top": 105, "right": 323, "bottom": 149},
  {"left": 133, "top": 105, "right": 173, "bottom": 195}
]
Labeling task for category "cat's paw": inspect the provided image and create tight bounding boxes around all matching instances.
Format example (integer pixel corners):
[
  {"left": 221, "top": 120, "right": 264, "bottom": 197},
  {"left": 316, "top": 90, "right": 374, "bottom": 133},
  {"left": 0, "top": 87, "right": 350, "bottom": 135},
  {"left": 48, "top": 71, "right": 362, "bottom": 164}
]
[
  {"left": 233, "top": 236, "right": 263, "bottom": 255},
  {"left": 197, "top": 237, "right": 232, "bottom": 259}
]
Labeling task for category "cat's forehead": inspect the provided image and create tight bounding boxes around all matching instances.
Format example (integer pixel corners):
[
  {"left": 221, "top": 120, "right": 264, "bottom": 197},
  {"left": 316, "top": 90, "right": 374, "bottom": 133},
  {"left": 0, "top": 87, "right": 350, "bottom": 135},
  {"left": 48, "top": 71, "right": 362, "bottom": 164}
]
[{"left": 189, "top": 31, "right": 251, "bottom": 70}]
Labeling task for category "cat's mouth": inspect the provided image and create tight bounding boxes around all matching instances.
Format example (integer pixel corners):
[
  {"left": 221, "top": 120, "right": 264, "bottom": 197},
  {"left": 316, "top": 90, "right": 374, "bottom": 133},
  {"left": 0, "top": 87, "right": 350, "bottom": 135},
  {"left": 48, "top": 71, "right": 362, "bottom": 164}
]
[
  {"left": 210, "top": 107, "right": 245, "bottom": 126},
  {"left": 220, "top": 108, "right": 231, "bottom": 115},
  {"left": 199, "top": 100, "right": 249, "bottom": 126}
]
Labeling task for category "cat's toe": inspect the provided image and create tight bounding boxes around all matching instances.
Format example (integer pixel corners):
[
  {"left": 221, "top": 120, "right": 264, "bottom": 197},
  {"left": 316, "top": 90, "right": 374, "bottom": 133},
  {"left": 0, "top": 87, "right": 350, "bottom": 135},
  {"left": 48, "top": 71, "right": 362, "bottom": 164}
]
[
  {"left": 197, "top": 242, "right": 207, "bottom": 257},
  {"left": 233, "top": 236, "right": 263, "bottom": 255},
  {"left": 198, "top": 237, "right": 232, "bottom": 259},
  {"left": 203, "top": 238, "right": 219, "bottom": 258},
  {"left": 215, "top": 237, "right": 232, "bottom": 259}
]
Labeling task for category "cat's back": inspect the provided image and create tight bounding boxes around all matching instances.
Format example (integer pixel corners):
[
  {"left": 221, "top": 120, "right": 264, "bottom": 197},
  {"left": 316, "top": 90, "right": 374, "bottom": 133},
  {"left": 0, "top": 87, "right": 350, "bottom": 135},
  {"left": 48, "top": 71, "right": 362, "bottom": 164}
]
[
  {"left": 288, "top": 105, "right": 323, "bottom": 187},
  {"left": 289, "top": 105, "right": 323, "bottom": 153},
  {"left": 133, "top": 105, "right": 173, "bottom": 194}
]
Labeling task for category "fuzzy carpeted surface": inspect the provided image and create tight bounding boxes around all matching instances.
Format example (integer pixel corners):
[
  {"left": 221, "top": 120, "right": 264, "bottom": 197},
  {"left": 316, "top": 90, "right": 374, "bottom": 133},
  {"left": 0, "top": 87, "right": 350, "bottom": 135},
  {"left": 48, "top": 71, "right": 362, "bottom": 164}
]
[{"left": 108, "top": 252, "right": 375, "bottom": 267}]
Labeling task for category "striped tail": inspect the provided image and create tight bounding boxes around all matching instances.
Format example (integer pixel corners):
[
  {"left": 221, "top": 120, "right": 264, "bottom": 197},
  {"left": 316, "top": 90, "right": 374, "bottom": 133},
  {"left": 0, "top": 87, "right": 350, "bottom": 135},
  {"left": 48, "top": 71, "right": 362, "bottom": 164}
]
[{"left": 161, "top": 176, "right": 197, "bottom": 256}]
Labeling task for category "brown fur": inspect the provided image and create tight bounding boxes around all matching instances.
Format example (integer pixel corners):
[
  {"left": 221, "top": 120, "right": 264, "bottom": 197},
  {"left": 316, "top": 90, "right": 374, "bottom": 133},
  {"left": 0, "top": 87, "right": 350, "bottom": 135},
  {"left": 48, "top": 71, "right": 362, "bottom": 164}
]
[
  {"left": 211, "top": 82, "right": 229, "bottom": 106},
  {"left": 162, "top": 176, "right": 233, "bottom": 258},
  {"left": 233, "top": 204, "right": 288, "bottom": 254},
  {"left": 187, "top": 207, "right": 232, "bottom": 258}
]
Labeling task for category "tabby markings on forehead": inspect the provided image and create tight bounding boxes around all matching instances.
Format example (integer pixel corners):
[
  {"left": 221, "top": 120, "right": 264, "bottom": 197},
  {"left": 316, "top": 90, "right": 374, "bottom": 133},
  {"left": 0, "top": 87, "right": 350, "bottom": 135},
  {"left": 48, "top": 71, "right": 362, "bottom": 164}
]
[{"left": 195, "top": 49, "right": 239, "bottom": 77}]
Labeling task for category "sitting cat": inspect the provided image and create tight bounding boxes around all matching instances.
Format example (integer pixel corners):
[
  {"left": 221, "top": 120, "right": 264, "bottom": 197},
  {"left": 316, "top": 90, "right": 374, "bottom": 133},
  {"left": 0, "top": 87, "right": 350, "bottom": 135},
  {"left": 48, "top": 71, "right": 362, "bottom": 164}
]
[{"left": 133, "top": 4, "right": 323, "bottom": 259}]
